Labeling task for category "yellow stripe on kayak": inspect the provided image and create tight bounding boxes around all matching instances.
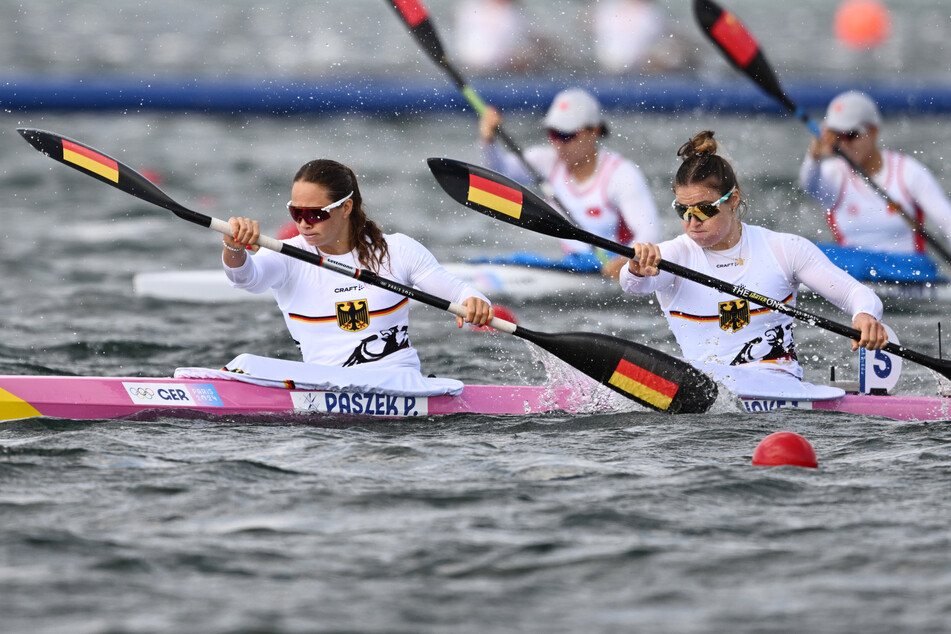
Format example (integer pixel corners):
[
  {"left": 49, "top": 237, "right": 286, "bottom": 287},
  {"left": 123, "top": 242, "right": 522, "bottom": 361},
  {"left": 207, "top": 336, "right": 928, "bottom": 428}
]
[{"left": 0, "top": 387, "right": 42, "bottom": 420}]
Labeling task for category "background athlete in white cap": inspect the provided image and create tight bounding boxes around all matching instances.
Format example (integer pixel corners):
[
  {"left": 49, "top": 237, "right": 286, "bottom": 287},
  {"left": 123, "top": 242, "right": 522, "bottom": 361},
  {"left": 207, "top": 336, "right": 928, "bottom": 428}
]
[
  {"left": 798, "top": 90, "right": 951, "bottom": 258},
  {"left": 478, "top": 87, "right": 660, "bottom": 278}
]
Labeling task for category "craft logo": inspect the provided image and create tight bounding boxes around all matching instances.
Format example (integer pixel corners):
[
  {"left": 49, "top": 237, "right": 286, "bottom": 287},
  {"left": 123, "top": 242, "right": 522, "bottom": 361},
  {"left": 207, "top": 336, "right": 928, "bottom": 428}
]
[
  {"left": 336, "top": 299, "right": 369, "bottom": 332},
  {"left": 719, "top": 299, "right": 750, "bottom": 332}
]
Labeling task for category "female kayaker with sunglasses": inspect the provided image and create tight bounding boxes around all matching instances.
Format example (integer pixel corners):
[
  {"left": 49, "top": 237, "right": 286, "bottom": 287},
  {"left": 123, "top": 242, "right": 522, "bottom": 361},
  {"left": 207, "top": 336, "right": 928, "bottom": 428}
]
[
  {"left": 478, "top": 87, "right": 659, "bottom": 278},
  {"left": 798, "top": 91, "right": 951, "bottom": 259},
  {"left": 619, "top": 131, "right": 888, "bottom": 398},
  {"left": 222, "top": 158, "right": 493, "bottom": 370}
]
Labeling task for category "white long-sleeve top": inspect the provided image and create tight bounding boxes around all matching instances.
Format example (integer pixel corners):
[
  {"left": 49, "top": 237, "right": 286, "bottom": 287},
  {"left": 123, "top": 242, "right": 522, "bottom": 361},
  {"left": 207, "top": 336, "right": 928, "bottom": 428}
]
[
  {"left": 224, "top": 233, "right": 488, "bottom": 369},
  {"left": 619, "top": 224, "right": 882, "bottom": 377},
  {"left": 482, "top": 142, "right": 660, "bottom": 253},
  {"left": 798, "top": 149, "right": 951, "bottom": 254}
]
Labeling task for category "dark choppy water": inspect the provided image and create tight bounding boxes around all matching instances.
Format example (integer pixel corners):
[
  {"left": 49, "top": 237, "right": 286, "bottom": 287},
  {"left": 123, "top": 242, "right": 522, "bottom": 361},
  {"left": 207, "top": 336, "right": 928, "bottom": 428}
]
[
  {"left": 3, "top": 1, "right": 951, "bottom": 632},
  {"left": 3, "top": 413, "right": 950, "bottom": 633},
  {"left": 3, "top": 108, "right": 950, "bottom": 634}
]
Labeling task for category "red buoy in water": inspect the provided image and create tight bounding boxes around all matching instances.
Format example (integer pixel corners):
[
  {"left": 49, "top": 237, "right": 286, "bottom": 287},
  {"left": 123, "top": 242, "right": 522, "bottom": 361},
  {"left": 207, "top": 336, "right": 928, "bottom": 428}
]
[
  {"left": 752, "top": 431, "right": 818, "bottom": 468},
  {"left": 140, "top": 168, "right": 164, "bottom": 186},
  {"left": 470, "top": 304, "right": 518, "bottom": 331},
  {"left": 276, "top": 221, "right": 299, "bottom": 239}
]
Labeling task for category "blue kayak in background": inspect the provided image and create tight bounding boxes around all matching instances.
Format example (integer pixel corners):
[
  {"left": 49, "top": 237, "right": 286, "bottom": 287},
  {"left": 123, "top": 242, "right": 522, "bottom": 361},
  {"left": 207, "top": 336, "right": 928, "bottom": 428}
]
[
  {"left": 468, "top": 251, "right": 606, "bottom": 274},
  {"left": 474, "top": 245, "right": 949, "bottom": 283},
  {"left": 132, "top": 246, "right": 950, "bottom": 306},
  {"left": 816, "top": 244, "right": 947, "bottom": 284}
]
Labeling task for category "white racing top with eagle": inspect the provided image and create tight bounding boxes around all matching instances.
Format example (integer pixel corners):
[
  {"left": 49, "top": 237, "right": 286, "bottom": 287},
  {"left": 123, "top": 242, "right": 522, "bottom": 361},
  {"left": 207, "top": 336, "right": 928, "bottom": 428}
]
[
  {"left": 619, "top": 224, "right": 883, "bottom": 379},
  {"left": 224, "top": 233, "right": 488, "bottom": 369}
]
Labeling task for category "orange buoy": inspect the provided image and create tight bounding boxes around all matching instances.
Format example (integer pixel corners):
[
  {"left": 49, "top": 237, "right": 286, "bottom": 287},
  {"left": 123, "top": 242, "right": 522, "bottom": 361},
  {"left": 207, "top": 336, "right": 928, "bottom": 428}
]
[
  {"left": 834, "top": 0, "right": 891, "bottom": 49},
  {"left": 752, "top": 431, "right": 818, "bottom": 468}
]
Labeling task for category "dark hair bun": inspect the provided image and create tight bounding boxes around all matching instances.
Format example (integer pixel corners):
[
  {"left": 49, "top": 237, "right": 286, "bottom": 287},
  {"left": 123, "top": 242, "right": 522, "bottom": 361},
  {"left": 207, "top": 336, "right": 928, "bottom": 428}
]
[{"left": 677, "top": 130, "right": 717, "bottom": 161}]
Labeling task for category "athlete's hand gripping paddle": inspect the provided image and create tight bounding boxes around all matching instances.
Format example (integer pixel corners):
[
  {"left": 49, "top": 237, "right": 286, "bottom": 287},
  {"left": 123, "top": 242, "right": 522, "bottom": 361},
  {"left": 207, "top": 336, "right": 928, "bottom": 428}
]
[
  {"left": 427, "top": 156, "right": 951, "bottom": 382},
  {"left": 17, "top": 128, "right": 718, "bottom": 414}
]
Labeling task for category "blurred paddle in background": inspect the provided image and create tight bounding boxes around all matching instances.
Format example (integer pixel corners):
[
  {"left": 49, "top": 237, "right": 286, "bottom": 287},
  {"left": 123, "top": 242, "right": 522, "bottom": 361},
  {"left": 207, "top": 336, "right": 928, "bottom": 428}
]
[
  {"left": 386, "top": 0, "right": 564, "bottom": 208},
  {"left": 692, "top": 0, "right": 951, "bottom": 266}
]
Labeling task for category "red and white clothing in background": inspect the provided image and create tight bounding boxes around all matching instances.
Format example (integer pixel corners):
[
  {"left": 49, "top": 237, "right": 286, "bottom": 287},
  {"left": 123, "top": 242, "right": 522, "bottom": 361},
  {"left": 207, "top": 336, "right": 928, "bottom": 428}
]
[
  {"left": 799, "top": 149, "right": 951, "bottom": 254},
  {"left": 482, "top": 143, "right": 660, "bottom": 254}
]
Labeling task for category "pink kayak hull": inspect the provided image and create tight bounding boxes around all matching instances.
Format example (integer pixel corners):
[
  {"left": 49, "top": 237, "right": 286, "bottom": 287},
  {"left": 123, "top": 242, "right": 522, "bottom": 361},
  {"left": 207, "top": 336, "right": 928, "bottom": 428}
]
[
  {"left": 0, "top": 375, "right": 583, "bottom": 422},
  {"left": 2, "top": 375, "right": 949, "bottom": 422},
  {"left": 741, "top": 394, "right": 951, "bottom": 421}
]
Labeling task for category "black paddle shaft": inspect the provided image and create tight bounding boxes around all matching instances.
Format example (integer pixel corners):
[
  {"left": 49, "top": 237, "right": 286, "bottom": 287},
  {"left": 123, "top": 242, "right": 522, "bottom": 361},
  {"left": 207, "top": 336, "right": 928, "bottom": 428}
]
[
  {"left": 17, "top": 128, "right": 718, "bottom": 414},
  {"left": 386, "top": 0, "right": 562, "bottom": 201}
]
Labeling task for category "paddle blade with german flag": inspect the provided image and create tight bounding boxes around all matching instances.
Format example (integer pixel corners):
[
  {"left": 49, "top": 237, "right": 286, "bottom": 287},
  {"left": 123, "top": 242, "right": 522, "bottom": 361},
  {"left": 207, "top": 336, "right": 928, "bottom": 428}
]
[
  {"left": 17, "top": 128, "right": 211, "bottom": 228},
  {"left": 693, "top": 0, "right": 796, "bottom": 112},
  {"left": 514, "top": 327, "right": 717, "bottom": 414},
  {"left": 427, "top": 157, "right": 580, "bottom": 241}
]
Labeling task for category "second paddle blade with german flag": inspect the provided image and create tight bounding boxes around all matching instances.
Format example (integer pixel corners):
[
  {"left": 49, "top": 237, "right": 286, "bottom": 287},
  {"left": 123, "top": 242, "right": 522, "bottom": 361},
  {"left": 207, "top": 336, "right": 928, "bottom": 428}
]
[
  {"left": 514, "top": 328, "right": 718, "bottom": 414},
  {"left": 427, "top": 157, "right": 583, "bottom": 242}
]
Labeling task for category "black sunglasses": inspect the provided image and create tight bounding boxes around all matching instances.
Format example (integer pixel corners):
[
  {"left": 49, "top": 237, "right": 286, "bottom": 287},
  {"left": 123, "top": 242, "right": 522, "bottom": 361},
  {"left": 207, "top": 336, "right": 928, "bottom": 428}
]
[
  {"left": 671, "top": 186, "right": 736, "bottom": 221},
  {"left": 287, "top": 191, "right": 353, "bottom": 225},
  {"left": 547, "top": 129, "right": 582, "bottom": 143},
  {"left": 835, "top": 129, "right": 864, "bottom": 142}
]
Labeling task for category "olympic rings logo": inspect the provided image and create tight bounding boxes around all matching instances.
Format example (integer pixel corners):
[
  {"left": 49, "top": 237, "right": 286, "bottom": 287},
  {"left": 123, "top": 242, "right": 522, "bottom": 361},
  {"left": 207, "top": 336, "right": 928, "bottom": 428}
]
[{"left": 128, "top": 387, "right": 155, "bottom": 399}]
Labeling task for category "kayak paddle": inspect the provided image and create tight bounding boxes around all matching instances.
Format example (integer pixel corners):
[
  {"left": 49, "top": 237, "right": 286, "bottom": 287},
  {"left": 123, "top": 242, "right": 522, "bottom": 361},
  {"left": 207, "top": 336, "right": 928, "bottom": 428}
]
[
  {"left": 16, "top": 127, "right": 717, "bottom": 414},
  {"left": 693, "top": 0, "right": 951, "bottom": 267},
  {"left": 385, "top": 0, "right": 561, "bottom": 205},
  {"left": 427, "top": 156, "right": 951, "bottom": 381}
]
